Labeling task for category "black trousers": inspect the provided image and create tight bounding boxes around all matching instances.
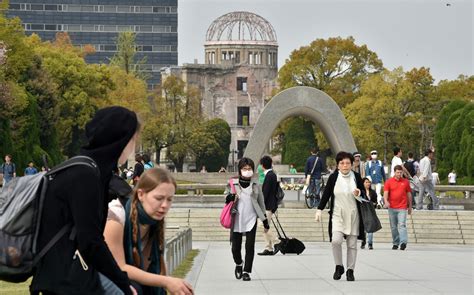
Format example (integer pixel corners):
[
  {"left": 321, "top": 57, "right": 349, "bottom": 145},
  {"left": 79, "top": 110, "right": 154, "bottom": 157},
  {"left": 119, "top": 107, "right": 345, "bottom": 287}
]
[{"left": 231, "top": 221, "right": 257, "bottom": 273}]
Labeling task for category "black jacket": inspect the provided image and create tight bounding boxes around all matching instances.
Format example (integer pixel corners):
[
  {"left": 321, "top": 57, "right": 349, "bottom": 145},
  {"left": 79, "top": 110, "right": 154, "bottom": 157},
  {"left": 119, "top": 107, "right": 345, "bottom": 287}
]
[
  {"left": 262, "top": 170, "right": 278, "bottom": 213},
  {"left": 317, "top": 170, "right": 365, "bottom": 242},
  {"left": 31, "top": 107, "right": 136, "bottom": 295}
]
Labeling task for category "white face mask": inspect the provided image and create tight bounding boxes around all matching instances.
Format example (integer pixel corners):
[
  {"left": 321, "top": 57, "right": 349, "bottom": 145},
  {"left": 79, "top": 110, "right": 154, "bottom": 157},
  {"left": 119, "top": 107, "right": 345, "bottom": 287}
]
[
  {"left": 241, "top": 170, "right": 254, "bottom": 178},
  {"left": 371, "top": 154, "right": 378, "bottom": 160}
]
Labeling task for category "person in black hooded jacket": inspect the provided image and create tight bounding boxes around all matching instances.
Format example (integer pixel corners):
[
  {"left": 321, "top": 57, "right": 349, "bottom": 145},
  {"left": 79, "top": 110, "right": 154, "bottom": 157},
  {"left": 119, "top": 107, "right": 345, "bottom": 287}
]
[{"left": 31, "top": 106, "right": 140, "bottom": 295}]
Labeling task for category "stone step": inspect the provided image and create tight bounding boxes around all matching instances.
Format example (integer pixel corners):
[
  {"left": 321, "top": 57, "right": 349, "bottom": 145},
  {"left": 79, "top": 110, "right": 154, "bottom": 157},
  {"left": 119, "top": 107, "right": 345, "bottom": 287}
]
[{"left": 415, "top": 239, "right": 465, "bottom": 244}]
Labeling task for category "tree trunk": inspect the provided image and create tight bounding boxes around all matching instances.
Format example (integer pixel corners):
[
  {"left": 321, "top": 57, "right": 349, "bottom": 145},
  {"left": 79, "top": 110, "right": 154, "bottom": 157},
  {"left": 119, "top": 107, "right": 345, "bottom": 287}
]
[{"left": 155, "top": 146, "right": 161, "bottom": 165}]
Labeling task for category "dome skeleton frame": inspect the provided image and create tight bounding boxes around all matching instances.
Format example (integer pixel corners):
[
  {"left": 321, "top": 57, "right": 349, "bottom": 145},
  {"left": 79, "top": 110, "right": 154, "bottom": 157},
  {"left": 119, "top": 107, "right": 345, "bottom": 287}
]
[{"left": 206, "top": 11, "right": 277, "bottom": 43}]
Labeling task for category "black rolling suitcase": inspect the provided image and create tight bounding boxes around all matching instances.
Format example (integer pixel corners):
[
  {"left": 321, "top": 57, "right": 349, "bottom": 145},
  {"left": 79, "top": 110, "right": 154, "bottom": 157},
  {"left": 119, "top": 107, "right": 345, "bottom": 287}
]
[{"left": 271, "top": 213, "right": 305, "bottom": 255}]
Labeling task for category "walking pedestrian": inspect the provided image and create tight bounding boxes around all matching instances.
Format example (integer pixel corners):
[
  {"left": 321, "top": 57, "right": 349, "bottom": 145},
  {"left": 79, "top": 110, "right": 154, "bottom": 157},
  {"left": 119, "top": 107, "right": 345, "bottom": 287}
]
[
  {"left": 30, "top": 106, "right": 140, "bottom": 295},
  {"left": 132, "top": 154, "right": 144, "bottom": 186},
  {"left": 143, "top": 154, "right": 154, "bottom": 170},
  {"left": 365, "top": 150, "right": 386, "bottom": 207},
  {"left": 24, "top": 161, "right": 38, "bottom": 175},
  {"left": 383, "top": 165, "right": 413, "bottom": 250},
  {"left": 258, "top": 155, "right": 280, "bottom": 256},
  {"left": 448, "top": 170, "right": 456, "bottom": 185},
  {"left": 1, "top": 154, "right": 16, "bottom": 186},
  {"left": 417, "top": 149, "right": 439, "bottom": 210},
  {"left": 352, "top": 152, "right": 365, "bottom": 178},
  {"left": 305, "top": 148, "right": 324, "bottom": 207},
  {"left": 315, "top": 151, "right": 365, "bottom": 282},
  {"left": 104, "top": 168, "right": 194, "bottom": 295},
  {"left": 225, "top": 157, "right": 269, "bottom": 282},
  {"left": 361, "top": 177, "right": 377, "bottom": 250}
]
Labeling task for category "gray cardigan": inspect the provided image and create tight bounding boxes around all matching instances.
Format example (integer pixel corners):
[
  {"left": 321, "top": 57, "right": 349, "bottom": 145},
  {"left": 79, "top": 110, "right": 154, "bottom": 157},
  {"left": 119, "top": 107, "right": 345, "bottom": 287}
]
[{"left": 224, "top": 178, "right": 267, "bottom": 222}]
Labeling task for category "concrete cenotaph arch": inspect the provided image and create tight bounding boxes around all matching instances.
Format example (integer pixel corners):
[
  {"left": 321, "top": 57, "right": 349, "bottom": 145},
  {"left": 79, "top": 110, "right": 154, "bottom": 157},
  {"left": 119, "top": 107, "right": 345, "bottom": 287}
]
[{"left": 243, "top": 86, "right": 357, "bottom": 163}]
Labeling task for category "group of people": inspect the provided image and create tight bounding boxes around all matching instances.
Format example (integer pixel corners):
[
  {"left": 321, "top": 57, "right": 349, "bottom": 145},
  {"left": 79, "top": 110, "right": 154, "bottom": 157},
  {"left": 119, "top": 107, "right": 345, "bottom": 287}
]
[{"left": 2, "top": 107, "right": 194, "bottom": 295}]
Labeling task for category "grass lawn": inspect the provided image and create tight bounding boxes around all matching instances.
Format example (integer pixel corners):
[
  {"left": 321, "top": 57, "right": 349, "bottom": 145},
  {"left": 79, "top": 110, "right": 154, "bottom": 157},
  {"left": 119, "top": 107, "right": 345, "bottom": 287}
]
[
  {"left": 0, "top": 278, "right": 30, "bottom": 294},
  {"left": 0, "top": 249, "right": 200, "bottom": 293}
]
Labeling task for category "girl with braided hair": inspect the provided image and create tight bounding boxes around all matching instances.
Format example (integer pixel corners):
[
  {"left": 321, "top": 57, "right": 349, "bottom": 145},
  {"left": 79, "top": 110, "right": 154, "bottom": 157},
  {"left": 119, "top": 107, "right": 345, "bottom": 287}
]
[{"left": 105, "top": 168, "right": 194, "bottom": 295}]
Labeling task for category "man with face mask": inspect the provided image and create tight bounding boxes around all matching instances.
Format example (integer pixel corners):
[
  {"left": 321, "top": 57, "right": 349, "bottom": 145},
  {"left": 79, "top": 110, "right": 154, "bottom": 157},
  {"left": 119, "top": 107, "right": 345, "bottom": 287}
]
[{"left": 365, "top": 150, "right": 386, "bottom": 208}]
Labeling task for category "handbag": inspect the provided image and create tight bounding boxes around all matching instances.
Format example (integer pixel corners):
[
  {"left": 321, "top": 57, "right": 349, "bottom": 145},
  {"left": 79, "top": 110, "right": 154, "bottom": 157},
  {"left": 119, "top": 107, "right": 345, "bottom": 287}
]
[
  {"left": 359, "top": 198, "right": 382, "bottom": 233},
  {"left": 220, "top": 179, "right": 238, "bottom": 229},
  {"left": 305, "top": 157, "right": 319, "bottom": 185}
]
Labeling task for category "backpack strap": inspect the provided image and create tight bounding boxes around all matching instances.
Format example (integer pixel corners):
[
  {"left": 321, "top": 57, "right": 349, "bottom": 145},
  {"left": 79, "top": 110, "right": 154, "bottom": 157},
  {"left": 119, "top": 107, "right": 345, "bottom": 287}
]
[{"left": 33, "top": 224, "right": 72, "bottom": 266}]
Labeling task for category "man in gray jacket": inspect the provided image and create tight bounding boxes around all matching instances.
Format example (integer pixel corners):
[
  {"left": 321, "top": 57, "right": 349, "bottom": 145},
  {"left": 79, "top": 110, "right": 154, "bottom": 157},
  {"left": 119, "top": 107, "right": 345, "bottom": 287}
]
[{"left": 417, "top": 149, "right": 439, "bottom": 210}]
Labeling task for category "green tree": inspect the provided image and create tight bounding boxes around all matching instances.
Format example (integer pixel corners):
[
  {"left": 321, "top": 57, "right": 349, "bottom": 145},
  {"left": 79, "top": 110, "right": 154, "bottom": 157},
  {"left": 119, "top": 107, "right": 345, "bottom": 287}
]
[
  {"left": 189, "top": 119, "right": 231, "bottom": 172},
  {"left": 435, "top": 101, "right": 474, "bottom": 183},
  {"left": 109, "top": 31, "right": 148, "bottom": 80},
  {"left": 282, "top": 117, "right": 316, "bottom": 171},
  {"left": 278, "top": 36, "right": 384, "bottom": 107},
  {"left": 161, "top": 76, "right": 202, "bottom": 171},
  {"left": 30, "top": 33, "right": 114, "bottom": 156}
]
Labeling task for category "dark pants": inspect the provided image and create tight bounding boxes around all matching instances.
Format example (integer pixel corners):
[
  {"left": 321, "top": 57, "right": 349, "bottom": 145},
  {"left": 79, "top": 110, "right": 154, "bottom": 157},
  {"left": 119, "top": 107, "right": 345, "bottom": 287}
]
[{"left": 231, "top": 221, "right": 257, "bottom": 273}]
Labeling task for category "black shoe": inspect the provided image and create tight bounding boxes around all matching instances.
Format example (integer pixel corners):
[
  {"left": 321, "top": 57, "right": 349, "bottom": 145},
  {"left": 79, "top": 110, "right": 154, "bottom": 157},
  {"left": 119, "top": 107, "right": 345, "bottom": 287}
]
[
  {"left": 392, "top": 245, "right": 399, "bottom": 250},
  {"left": 235, "top": 264, "right": 243, "bottom": 279},
  {"left": 273, "top": 243, "right": 281, "bottom": 255},
  {"left": 361, "top": 241, "right": 366, "bottom": 249},
  {"left": 400, "top": 243, "right": 407, "bottom": 251},
  {"left": 346, "top": 269, "right": 355, "bottom": 281},
  {"left": 257, "top": 249, "right": 274, "bottom": 256},
  {"left": 333, "top": 265, "right": 345, "bottom": 280},
  {"left": 368, "top": 244, "right": 373, "bottom": 250},
  {"left": 242, "top": 272, "right": 251, "bottom": 281}
]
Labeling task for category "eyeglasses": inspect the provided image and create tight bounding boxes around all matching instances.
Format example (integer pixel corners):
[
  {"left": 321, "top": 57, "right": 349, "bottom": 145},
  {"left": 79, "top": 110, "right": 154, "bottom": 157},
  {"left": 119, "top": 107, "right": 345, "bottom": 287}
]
[{"left": 371, "top": 152, "right": 377, "bottom": 155}]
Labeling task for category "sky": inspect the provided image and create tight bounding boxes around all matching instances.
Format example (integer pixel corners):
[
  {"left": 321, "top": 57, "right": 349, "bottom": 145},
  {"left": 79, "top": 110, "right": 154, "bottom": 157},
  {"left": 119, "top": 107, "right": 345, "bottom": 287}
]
[{"left": 178, "top": 0, "right": 473, "bottom": 82}]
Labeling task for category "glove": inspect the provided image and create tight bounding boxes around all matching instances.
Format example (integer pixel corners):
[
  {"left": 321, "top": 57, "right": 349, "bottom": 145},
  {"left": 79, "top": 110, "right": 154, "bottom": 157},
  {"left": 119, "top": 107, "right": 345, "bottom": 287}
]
[
  {"left": 263, "top": 219, "right": 270, "bottom": 230},
  {"left": 225, "top": 194, "right": 235, "bottom": 204},
  {"left": 315, "top": 209, "right": 322, "bottom": 222}
]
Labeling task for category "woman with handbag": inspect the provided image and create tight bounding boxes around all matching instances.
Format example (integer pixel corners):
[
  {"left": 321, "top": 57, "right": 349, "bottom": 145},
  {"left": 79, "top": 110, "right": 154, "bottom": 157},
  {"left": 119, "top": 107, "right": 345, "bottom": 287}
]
[
  {"left": 361, "top": 177, "right": 378, "bottom": 250},
  {"left": 314, "top": 151, "right": 365, "bottom": 282},
  {"left": 225, "top": 157, "right": 269, "bottom": 282}
]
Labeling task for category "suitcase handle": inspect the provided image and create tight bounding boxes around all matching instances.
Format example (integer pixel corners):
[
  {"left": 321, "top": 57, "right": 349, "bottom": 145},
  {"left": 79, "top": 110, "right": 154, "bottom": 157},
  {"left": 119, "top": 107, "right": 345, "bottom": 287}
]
[{"left": 271, "top": 212, "right": 288, "bottom": 239}]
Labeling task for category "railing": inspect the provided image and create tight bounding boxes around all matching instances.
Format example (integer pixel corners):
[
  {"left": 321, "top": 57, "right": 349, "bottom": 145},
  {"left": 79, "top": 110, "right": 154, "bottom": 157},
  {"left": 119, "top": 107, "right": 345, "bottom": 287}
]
[{"left": 165, "top": 227, "right": 192, "bottom": 274}]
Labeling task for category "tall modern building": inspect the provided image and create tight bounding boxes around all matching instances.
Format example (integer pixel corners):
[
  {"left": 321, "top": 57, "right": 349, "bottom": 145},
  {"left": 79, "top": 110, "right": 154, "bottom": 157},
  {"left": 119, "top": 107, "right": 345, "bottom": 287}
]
[{"left": 7, "top": 0, "right": 178, "bottom": 87}]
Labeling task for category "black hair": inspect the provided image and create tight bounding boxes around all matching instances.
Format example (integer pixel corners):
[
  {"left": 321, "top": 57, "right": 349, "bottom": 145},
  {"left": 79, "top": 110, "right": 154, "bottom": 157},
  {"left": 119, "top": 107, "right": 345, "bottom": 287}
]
[
  {"left": 335, "top": 151, "right": 354, "bottom": 165},
  {"left": 394, "top": 165, "right": 403, "bottom": 171},
  {"left": 135, "top": 154, "right": 143, "bottom": 162},
  {"left": 393, "top": 147, "right": 401, "bottom": 155},
  {"left": 260, "top": 155, "right": 272, "bottom": 169},
  {"left": 142, "top": 154, "right": 150, "bottom": 163},
  {"left": 408, "top": 152, "right": 414, "bottom": 158},
  {"left": 237, "top": 157, "right": 255, "bottom": 175},
  {"left": 362, "top": 177, "right": 372, "bottom": 183},
  {"left": 311, "top": 147, "right": 319, "bottom": 154},
  {"left": 424, "top": 149, "right": 433, "bottom": 156}
]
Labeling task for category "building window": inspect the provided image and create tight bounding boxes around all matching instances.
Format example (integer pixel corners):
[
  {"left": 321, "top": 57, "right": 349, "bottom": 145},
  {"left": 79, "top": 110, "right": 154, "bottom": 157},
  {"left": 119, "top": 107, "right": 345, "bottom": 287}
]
[
  {"left": 237, "top": 140, "right": 248, "bottom": 159},
  {"left": 236, "top": 77, "right": 247, "bottom": 92},
  {"left": 235, "top": 51, "right": 240, "bottom": 63},
  {"left": 237, "top": 107, "right": 250, "bottom": 126},
  {"left": 248, "top": 52, "right": 253, "bottom": 64}
]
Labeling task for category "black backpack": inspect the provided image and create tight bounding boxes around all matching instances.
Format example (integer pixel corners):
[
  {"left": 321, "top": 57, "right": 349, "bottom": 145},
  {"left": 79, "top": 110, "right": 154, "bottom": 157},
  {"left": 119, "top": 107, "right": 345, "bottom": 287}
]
[
  {"left": 0, "top": 156, "right": 99, "bottom": 282},
  {"left": 276, "top": 182, "right": 285, "bottom": 205}
]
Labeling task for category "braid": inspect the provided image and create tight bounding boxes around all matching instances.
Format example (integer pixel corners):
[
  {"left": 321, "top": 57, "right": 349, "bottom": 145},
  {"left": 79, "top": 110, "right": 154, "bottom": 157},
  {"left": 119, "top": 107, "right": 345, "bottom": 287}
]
[
  {"left": 156, "top": 219, "right": 166, "bottom": 275},
  {"left": 130, "top": 195, "right": 141, "bottom": 267}
]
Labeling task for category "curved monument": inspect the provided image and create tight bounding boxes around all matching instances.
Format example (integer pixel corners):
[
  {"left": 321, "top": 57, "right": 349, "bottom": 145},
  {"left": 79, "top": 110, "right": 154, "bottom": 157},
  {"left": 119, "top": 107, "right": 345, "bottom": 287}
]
[{"left": 243, "top": 86, "right": 357, "bottom": 163}]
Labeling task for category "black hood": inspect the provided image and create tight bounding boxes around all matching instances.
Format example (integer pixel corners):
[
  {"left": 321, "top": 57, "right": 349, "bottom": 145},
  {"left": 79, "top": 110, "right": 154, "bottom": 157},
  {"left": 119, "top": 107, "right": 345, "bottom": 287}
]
[{"left": 80, "top": 106, "right": 138, "bottom": 188}]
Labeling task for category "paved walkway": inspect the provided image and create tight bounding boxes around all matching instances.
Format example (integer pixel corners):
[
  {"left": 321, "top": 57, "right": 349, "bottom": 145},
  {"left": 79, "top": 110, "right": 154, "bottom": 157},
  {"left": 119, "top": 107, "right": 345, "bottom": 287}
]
[{"left": 186, "top": 242, "right": 473, "bottom": 294}]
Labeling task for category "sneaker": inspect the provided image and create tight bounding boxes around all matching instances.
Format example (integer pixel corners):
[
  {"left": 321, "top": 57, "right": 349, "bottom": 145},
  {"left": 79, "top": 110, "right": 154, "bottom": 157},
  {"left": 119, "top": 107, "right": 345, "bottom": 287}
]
[
  {"left": 392, "top": 245, "right": 398, "bottom": 250},
  {"left": 273, "top": 243, "right": 281, "bottom": 255},
  {"left": 242, "top": 272, "right": 251, "bottom": 281},
  {"left": 360, "top": 241, "right": 366, "bottom": 249},
  {"left": 333, "top": 265, "right": 345, "bottom": 280},
  {"left": 257, "top": 249, "right": 274, "bottom": 256},
  {"left": 368, "top": 244, "right": 373, "bottom": 250},
  {"left": 346, "top": 269, "right": 355, "bottom": 281},
  {"left": 400, "top": 243, "right": 407, "bottom": 251},
  {"left": 234, "top": 264, "right": 243, "bottom": 280}
]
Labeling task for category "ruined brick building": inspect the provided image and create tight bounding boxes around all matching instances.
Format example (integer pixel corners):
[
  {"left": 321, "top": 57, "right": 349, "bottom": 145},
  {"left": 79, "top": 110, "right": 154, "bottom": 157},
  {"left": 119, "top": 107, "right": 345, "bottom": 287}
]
[{"left": 162, "top": 11, "right": 279, "bottom": 170}]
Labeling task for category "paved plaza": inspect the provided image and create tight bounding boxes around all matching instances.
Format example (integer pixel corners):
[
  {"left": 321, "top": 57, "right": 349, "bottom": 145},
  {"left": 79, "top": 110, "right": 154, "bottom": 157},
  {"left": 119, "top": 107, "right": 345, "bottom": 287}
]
[{"left": 186, "top": 242, "right": 473, "bottom": 294}]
